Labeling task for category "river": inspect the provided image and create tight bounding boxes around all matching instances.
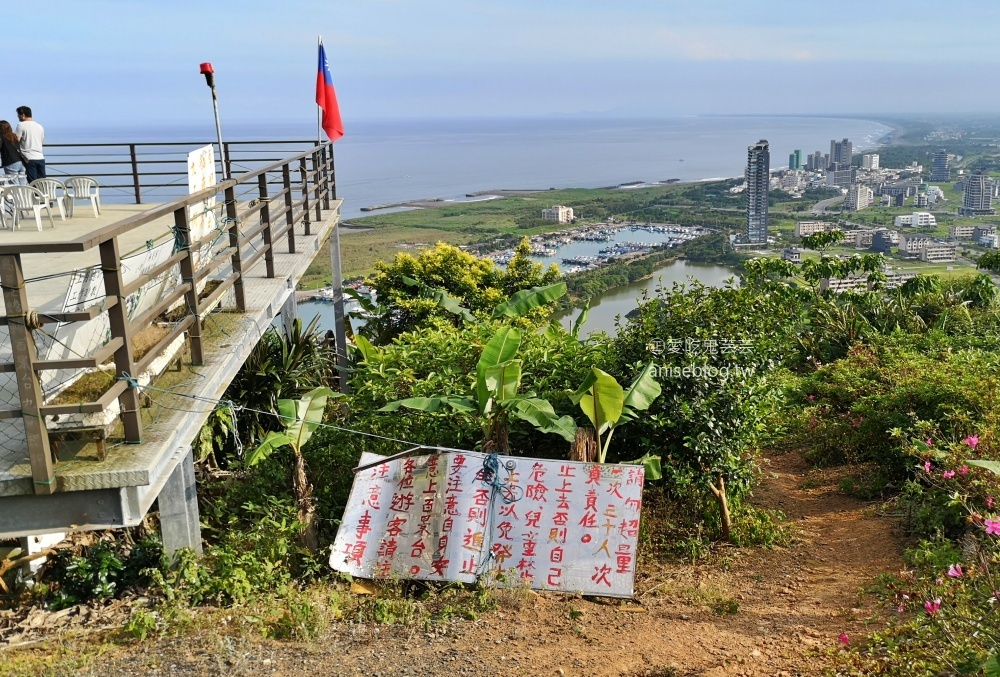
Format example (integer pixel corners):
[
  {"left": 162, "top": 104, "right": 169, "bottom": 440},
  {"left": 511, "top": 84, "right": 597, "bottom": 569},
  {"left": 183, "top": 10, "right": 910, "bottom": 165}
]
[
  {"left": 553, "top": 259, "right": 738, "bottom": 335},
  {"left": 296, "top": 258, "right": 739, "bottom": 337}
]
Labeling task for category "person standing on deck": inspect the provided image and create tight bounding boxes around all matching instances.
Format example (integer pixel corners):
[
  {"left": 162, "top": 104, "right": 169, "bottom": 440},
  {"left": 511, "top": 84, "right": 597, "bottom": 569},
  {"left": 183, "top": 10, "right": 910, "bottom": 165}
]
[
  {"left": 0, "top": 121, "right": 26, "bottom": 184},
  {"left": 15, "top": 106, "right": 45, "bottom": 182}
]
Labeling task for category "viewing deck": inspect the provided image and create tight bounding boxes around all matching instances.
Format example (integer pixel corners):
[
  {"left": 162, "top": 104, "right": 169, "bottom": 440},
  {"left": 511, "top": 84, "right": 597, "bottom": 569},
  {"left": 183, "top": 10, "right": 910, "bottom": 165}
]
[{"left": 0, "top": 143, "right": 341, "bottom": 550}]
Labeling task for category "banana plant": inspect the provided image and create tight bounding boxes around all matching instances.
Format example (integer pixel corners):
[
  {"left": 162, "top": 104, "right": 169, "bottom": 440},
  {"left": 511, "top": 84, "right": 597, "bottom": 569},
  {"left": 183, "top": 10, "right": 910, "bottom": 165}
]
[
  {"left": 569, "top": 362, "right": 662, "bottom": 466},
  {"left": 571, "top": 299, "right": 591, "bottom": 341},
  {"left": 380, "top": 325, "right": 577, "bottom": 453},
  {"left": 491, "top": 281, "right": 567, "bottom": 319},
  {"left": 968, "top": 460, "right": 1000, "bottom": 475},
  {"left": 246, "top": 386, "right": 338, "bottom": 552}
]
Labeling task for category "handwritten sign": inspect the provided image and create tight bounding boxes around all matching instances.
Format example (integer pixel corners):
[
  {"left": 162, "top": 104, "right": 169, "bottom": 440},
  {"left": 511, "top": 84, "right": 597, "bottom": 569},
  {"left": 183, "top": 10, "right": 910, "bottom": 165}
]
[
  {"left": 187, "top": 144, "right": 217, "bottom": 248},
  {"left": 330, "top": 451, "right": 643, "bottom": 598}
]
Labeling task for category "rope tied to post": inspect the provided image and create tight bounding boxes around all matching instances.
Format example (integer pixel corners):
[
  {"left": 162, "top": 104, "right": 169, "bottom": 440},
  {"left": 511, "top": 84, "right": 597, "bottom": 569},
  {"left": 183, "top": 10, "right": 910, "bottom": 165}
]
[
  {"left": 475, "top": 452, "right": 523, "bottom": 580},
  {"left": 8, "top": 309, "right": 43, "bottom": 331}
]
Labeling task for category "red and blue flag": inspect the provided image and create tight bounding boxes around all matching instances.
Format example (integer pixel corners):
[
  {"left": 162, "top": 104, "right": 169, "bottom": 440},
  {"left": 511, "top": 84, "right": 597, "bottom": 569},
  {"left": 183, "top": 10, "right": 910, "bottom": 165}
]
[{"left": 316, "top": 41, "right": 344, "bottom": 142}]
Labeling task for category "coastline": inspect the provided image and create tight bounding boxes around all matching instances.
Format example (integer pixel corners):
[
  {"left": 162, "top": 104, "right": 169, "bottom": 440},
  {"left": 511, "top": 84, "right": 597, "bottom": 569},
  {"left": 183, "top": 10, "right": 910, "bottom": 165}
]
[{"left": 349, "top": 115, "right": 898, "bottom": 215}]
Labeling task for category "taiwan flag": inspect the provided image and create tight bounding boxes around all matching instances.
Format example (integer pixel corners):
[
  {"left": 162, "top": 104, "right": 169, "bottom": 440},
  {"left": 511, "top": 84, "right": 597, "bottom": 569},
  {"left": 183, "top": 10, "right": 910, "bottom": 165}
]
[{"left": 316, "top": 39, "right": 344, "bottom": 142}]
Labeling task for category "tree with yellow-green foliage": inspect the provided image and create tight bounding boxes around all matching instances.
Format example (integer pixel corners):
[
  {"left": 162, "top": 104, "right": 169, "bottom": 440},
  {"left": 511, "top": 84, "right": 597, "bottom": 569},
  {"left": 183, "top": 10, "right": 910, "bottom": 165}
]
[{"left": 362, "top": 238, "right": 561, "bottom": 342}]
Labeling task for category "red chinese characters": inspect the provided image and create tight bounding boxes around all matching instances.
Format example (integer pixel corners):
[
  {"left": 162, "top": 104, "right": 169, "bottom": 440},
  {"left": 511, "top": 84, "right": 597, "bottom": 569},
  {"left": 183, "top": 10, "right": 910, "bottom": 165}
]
[{"left": 331, "top": 451, "right": 645, "bottom": 597}]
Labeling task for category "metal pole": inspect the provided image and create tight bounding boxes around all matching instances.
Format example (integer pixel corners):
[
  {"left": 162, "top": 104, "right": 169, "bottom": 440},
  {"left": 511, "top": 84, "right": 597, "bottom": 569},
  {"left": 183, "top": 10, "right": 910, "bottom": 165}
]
[
  {"left": 317, "top": 36, "right": 323, "bottom": 146},
  {"left": 200, "top": 62, "right": 228, "bottom": 180},
  {"left": 210, "top": 87, "right": 227, "bottom": 180}
]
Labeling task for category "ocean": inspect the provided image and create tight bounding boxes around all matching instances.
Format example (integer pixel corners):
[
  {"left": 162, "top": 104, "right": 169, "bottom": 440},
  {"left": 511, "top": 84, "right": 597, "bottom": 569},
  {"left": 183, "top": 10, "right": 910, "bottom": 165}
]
[{"left": 52, "top": 116, "right": 891, "bottom": 219}]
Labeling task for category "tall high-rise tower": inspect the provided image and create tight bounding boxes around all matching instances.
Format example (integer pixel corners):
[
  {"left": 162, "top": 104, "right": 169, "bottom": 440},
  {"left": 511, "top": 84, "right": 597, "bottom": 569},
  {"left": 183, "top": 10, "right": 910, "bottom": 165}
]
[
  {"left": 959, "top": 169, "right": 995, "bottom": 216},
  {"left": 828, "top": 138, "right": 853, "bottom": 170},
  {"left": 931, "top": 150, "right": 951, "bottom": 182},
  {"left": 746, "top": 140, "right": 770, "bottom": 245}
]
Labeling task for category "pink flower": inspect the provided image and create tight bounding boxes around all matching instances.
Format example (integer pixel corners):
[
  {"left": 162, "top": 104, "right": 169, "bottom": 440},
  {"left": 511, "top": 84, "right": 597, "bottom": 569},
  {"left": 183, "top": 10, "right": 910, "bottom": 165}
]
[
  {"left": 936, "top": 577, "right": 944, "bottom": 586},
  {"left": 959, "top": 465, "right": 970, "bottom": 477},
  {"left": 808, "top": 394, "right": 815, "bottom": 401},
  {"left": 984, "top": 519, "right": 1000, "bottom": 536},
  {"left": 902, "top": 594, "right": 909, "bottom": 601},
  {"left": 851, "top": 418, "right": 862, "bottom": 428},
  {"left": 926, "top": 438, "right": 934, "bottom": 446},
  {"left": 947, "top": 564, "right": 963, "bottom": 578},
  {"left": 963, "top": 435, "right": 980, "bottom": 449},
  {"left": 942, "top": 470, "right": 956, "bottom": 479},
  {"left": 896, "top": 604, "right": 905, "bottom": 613},
  {"left": 924, "top": 461, "right": 932, "bottom": 473},
  {"left": 988, "top": 497, "right": 996, "bottom": 509},
  {"left": 838, "top": 632, "right": 850, "bottom": 645},
  {"left": 924, "top": 598, "right": 941, "bottom": 615}
]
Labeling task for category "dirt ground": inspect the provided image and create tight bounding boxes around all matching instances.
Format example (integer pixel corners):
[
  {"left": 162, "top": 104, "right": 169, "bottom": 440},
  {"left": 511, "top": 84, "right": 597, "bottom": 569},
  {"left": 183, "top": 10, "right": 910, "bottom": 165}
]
[{"left": 1, "top": 451, "right": 906, "bottom": 676}]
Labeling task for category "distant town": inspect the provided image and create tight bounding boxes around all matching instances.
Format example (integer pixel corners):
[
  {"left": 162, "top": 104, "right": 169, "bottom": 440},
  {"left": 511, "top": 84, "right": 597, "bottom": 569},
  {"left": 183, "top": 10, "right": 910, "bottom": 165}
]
[{"left": 728, "top": 135, "right": 1000, "bottom": 290}]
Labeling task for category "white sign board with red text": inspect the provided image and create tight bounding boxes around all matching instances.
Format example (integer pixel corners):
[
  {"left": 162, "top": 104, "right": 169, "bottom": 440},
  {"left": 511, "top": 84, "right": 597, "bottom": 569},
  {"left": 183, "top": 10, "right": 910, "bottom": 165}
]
[{"left": 330, "top": 451, "right": 643, "bottom": 598}]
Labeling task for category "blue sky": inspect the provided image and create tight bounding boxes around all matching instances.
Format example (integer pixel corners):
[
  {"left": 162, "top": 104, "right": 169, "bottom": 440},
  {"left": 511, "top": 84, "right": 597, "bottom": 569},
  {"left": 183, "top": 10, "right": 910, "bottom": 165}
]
[{"left": 10, "top": 1, "right": 1000, "bottom": 129}]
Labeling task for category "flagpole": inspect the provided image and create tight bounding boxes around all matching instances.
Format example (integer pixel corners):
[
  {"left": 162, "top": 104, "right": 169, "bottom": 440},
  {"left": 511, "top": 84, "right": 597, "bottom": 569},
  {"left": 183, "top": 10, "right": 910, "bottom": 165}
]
[
  {"left": 317, "top": 36, "right": 323, "bottom": 146},
  {"left": 318, "top": 34, "right": 350, "bottom": 393}
]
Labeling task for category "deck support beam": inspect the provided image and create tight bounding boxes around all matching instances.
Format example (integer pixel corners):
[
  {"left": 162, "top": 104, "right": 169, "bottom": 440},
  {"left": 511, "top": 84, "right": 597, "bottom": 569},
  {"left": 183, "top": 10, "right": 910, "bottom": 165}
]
[
  {"left": 327, "top": 224, "right": 350, "bottom": 393},
  {"left": 158, "top": 449, "right": 202, "bottom": 556},
  {"left": 280, "top": 291, "right": 298, "bottom": 337}
]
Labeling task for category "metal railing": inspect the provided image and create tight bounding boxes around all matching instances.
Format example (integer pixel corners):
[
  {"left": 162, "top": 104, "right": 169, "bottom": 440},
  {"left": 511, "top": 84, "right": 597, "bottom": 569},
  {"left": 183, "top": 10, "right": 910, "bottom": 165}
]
[
  {"left": 45, "top": 140, "right": 326, "bottom": 205},
  {"left": 0, "top": 142, "right": 336, "bottom": 495}
]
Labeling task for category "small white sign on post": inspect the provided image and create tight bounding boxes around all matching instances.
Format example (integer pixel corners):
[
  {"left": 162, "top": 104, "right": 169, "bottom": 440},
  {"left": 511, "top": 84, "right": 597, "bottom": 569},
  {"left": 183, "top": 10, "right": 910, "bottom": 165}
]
[
  {"left": 187, "top": 144, "right": 217, "bottom": 269},
  {"left": 330, "top": 451, "right": 643, "bottom": 598}
]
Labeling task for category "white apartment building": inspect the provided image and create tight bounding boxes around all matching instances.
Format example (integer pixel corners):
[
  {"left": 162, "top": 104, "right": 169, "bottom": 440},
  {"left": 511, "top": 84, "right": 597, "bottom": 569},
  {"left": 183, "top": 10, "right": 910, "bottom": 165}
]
[
  {"left": 893, "top": 212, "right": 937, "bottom": 228},
  {"left": 780, "top": 171, "right": 804, "bottom": 190},
  {"left": 820, "top": 270, "right": 916, "bottom": 293},
  {"left": 794, "top": 221, "right": 835, "bottom": 237},
  {"left": 861, "top": 154, "right": 880, "bottom": 170},
  {"left": 845, "top": 184, "right": 869, "bottom": 211},
  {"left": 920, "top": 243, "right": 957, "bottom": 263},
  {"left": 949, "top": 225, "right": 976, "bottom": 239},
  {"left": 542, "top": 205, "right": 574, "bottom": 223},
  {"left": 899, "top": 235, "right": 932, "bottom": 255},
  {"left": 842, "top": 229, "right": 875, "bottom": 248},
  {"left": 981, "top": 233, "right": 999, "bottom": 249}
]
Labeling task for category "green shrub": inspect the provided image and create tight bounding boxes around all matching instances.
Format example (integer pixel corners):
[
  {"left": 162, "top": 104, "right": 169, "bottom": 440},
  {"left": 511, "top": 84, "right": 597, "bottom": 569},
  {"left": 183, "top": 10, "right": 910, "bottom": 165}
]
[
  {"left": 796, "top": 340, "right": 1000, "bottom": 493},
  {"left": 151, "top": 495, "right": 324, "bottom": 606},
  {"left": 609, "top": 280, "right": 798, "bottom": 512},
  {"left": 47, "top": 537, "right": 163, "bottom": 610}
]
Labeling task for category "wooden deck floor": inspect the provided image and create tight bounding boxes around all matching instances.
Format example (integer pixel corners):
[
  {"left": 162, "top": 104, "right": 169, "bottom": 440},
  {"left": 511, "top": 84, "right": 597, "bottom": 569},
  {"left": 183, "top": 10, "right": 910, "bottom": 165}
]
[
  {"left": 0, "top": 200, "right": 341, "bottom": 536},
  {"left": 4, "top": 204, "right": 174, "bottom": 311}
]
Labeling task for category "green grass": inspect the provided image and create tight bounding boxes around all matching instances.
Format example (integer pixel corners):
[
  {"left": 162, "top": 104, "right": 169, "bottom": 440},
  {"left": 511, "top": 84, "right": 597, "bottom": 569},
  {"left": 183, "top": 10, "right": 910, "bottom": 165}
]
[
  {"left": 301, "top": 182, "right": 724, "bottom": 283},
  {"left": 301, "top": 226, "right": 478, "bottom": 286}
]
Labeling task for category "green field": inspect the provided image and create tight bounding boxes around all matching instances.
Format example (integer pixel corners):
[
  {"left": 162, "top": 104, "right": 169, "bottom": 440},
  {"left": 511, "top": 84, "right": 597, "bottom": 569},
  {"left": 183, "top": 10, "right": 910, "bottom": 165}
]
[
  {"left": 304, "top": 181, "right": 866, "bottom": 286},
  {"left": 303, "top": 183, "right": 744, "bottom": 285}
]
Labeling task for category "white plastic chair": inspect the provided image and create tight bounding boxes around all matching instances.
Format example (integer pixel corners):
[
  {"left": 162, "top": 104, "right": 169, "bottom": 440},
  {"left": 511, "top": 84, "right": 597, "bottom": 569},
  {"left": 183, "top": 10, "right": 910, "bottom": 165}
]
[
  {"left": 65, "top": 177, "right": 101, "bottom": 218},
  {"left": 29, "top": 179, "right": 67, "bottom": 220},
  {"left": 0, "top": 189, "right": 14, "bottom": 230},
  {"left": 3, "top": 185, "right": 55, "bottom": 231}
]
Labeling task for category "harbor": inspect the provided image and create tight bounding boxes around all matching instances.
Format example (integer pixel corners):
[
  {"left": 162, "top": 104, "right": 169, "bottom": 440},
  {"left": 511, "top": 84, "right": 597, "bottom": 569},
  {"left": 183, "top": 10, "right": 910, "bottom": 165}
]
[{"left": 487, "top": 222, "right": 710, "bottom": 272}]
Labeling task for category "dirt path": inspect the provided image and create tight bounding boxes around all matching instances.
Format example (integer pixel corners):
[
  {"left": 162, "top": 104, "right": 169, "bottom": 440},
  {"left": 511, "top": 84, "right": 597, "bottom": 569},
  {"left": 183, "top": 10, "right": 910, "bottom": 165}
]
[{"left": 7, "top": 452, "right": 906, "bottom": 676}]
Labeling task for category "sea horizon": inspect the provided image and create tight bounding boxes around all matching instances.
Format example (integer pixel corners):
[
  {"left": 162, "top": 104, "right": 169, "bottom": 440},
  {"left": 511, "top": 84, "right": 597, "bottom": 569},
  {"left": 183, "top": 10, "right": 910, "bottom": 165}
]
[{"left": 48, "top": 115, "right": 893, "bottom": 219}]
